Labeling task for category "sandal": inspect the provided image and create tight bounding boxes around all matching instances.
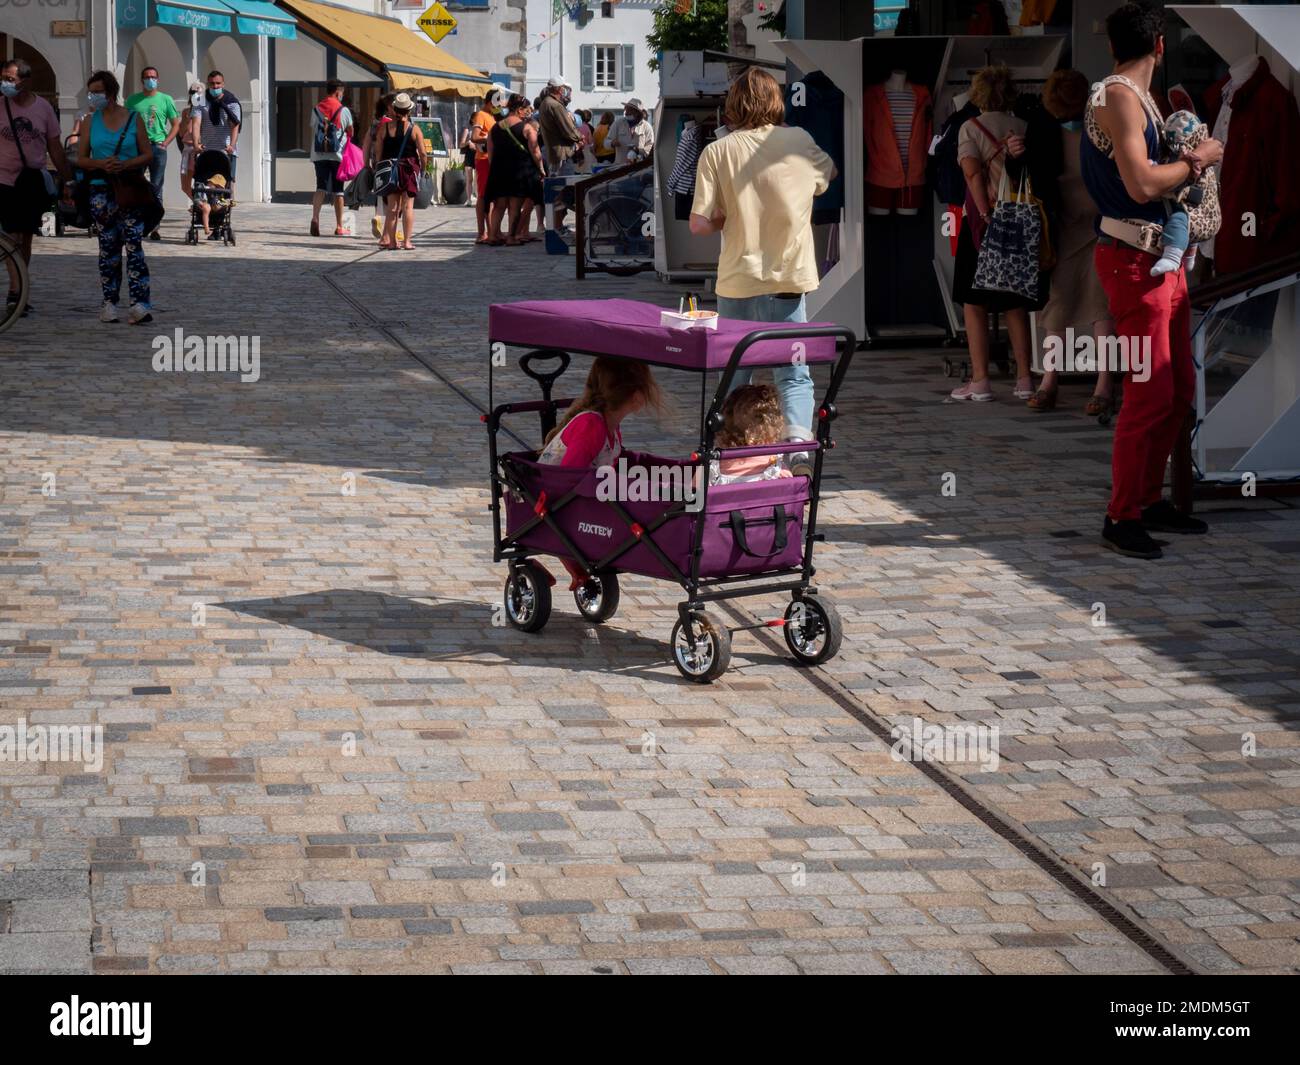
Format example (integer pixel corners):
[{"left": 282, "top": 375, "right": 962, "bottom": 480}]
[
  {"left": 1027, "top": 388, "right": 1057, "bottom": 412},
  {"left": 377, "top": 240, "right": 395, "bottom": 249},
  {"left": 335, "top": 227, "right": 348, "bottom": 237},
  {"left": 1085, "top": 395, "right": 1114, "bottom": 418},
  {"left": 401, "top": 242, "right": 415, "bottom": 250}
]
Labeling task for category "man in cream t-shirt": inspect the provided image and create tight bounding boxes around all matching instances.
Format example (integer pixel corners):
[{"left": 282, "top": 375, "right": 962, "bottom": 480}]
[{"left": 690, "top": 68, "right": 835, "bottom": 448}]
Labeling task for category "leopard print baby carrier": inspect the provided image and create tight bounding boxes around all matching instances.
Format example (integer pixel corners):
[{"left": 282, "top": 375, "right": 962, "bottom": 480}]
[{"left": 1085, "top": 74, "right": 1221, "bottom": 253}]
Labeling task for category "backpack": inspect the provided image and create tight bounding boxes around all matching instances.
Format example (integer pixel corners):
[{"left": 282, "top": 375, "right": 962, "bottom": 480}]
[
  {"left": 929, "top": 99, "right": 979, "bottom": 206},
  {"left": 313, "top": 105, "right": 345, "bottom": 154}
]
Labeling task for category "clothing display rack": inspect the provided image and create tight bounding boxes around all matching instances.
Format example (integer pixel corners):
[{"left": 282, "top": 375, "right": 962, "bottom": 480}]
[
  {"left": 1168, "top": 5, "right": 1300, "bottom": 505},
  {"left": 775, "top": 33, "right": 1062, "bottom": 344},
  {"left": 652, "top": 51, "right": 786, "bottom": 285}
]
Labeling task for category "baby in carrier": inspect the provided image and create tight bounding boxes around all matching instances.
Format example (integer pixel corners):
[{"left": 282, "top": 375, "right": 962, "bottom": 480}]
[
  {"left": 1150, "top": 109, "right": 1218, "bottom": 277},
  {"left": 710, "top": 385, "right": 795, "bottom": 485}
]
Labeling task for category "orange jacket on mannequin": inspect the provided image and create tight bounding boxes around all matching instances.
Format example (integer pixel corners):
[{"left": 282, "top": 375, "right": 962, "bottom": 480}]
[{"left": 863, "top": 81, "right": 933, "bottom": 190}]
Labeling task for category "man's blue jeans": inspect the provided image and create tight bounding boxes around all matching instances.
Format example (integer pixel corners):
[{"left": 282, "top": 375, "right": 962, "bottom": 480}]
[
  {"left": 716, "top": 292, "right": 815, "bottom": 441},
  {"left": 147, "top": 143, "right": 167, "bottom": 198}
]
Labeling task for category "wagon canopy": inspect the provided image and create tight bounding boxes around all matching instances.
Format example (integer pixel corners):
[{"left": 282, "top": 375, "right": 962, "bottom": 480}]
[{"left": 487, "top": 299, "right": 842, "bottom": 372}]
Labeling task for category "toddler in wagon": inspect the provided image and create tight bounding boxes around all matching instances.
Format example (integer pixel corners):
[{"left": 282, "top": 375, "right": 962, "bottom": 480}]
[
  {"left": 710, "top": 384, "right": 796, "bottom": 485},
  {"left": 537, "top": 357, "right": 661, "bottom": 589}
]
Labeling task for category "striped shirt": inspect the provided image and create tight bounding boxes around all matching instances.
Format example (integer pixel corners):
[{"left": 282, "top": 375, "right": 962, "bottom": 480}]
[
  {"left": 886, "top": 88, "right": 913, "bottom": 169},
  {"left": 198, "top": 95, "right": 241, "bottom": 156},
  {"left": 666, "top": 125, "right": 704, "bottom": 195}
]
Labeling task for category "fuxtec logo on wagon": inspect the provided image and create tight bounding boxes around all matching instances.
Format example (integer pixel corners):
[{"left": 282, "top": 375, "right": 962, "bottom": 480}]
[{"left": 577, "top": 521, "right": 614, "bottom": 538}]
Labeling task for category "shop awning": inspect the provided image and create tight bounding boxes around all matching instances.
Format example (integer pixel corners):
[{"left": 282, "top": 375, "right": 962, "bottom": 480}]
[
  {"left": 277, "top": 0, "right": 496, "bottom": 99},
  {"left": 155, "top": 0, "right": 233, "bottom": 32},
  {"left": 220, "top": 0, "right": 297, "bottom": 39}
]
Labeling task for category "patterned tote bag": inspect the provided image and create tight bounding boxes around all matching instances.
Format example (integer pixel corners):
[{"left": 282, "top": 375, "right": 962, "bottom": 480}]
[{"left": 973, "top": 167, "right": 1043, "bottom": 302}]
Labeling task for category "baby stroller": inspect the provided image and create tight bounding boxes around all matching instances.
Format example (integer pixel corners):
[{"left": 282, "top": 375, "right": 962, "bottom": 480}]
[
  {"left": 186, "top": 149, "right": 235, "bottom": 246},
  {"left": 487, "top": 298, "right": 857, "bottom": 683}
]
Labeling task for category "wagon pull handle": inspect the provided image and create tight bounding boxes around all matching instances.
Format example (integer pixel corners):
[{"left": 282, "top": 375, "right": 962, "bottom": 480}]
[
  {"left": 519, "top": 349, "right": 571, "bottom": 438},
  {"left": 728, "top": 505, "right": 790, "bottom": 557}
]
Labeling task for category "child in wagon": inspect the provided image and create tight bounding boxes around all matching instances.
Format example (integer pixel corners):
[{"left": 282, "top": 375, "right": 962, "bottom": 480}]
[
  {"left": 710, "top": 384, "right": 796, "bottom": 485},
  {"left": 537, "top": 357, "right": 661, "bottom": 589}
]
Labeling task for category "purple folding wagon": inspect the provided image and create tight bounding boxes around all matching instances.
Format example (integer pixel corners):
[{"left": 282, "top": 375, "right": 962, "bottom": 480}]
[{"left": 486, "top": 298, "right": 857, "bottom": 682}]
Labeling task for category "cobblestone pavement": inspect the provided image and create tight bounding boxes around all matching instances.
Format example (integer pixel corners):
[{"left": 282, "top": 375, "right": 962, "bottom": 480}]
[{"left": 1, "top": 204, "right": 1297, "bottom": 974}]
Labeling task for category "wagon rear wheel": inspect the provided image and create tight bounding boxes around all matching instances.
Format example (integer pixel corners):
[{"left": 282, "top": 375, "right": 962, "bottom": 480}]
[
  {"left": 574, "top": 571, "right": 620, "bottom": 623},
  {"left": 784, "top": 594, "right": 842, "bottom": 666},
  {"left": 503, "top": 561, "right": 552, "bottom": 633},
  {"left": 670, "top": 610, "right": 730, "bottom": 683}
]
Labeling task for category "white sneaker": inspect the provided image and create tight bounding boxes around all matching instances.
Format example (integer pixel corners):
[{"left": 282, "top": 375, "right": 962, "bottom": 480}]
[
  {"left": 99, "top": 301, "right": 120, "bottom": 323},
  {"left": 127, "top": 303, "right": 153, "bottom": 325}
]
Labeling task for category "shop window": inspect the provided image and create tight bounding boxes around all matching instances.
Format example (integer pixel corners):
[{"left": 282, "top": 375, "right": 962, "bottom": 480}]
[{"left": 275, "top": 83, "right": 379, "bottom": 154}]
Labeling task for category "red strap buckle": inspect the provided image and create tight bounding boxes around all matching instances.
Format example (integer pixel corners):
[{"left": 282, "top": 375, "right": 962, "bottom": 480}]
[
  {"left": 533, "top": 490, "right": 547, "bottom": 516},
  {"left": 630, "top": 523, "right": 643, "bottom": 539},
  {"left": 480, "top": 413, "right": 488, "bottom": 423}
]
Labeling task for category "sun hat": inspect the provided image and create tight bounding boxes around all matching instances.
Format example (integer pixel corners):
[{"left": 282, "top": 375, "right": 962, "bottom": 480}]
[
  {"left": 546, "top": 76, "right": 570, "bottom": 89},
  {"left": 392, "top": 92, "right": 414, "bottom": 113},
  {"left": 623, "top": 97, "right": 644, "bottom": 111}
]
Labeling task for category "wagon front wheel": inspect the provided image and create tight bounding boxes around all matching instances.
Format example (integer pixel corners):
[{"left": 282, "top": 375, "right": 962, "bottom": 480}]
[
  {"left": 784, "top": 594, "right": 842, "bottom": 666},
  {"left": 574, "top": 571, "right": 620, "bottom": 623},
  {"left": 670, "top": 610, "right": 731, "bottom": 683},
  {"left": 504, "top": 561, "right": 552, "bottom": 633}
]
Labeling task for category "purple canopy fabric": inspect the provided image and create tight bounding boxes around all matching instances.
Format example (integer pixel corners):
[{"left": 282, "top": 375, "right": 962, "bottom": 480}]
[{"left": 488, "top": 299, "right": 840, "bottom": 371}]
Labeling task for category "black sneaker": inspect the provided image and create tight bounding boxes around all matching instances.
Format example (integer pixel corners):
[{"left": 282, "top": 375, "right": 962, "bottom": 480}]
[
  {"left": 1141, "top": 499, "right": 1208, "bottom": 534},
  {"left": 1102, "top": 517, "right": 1164, "bottom": 559}
]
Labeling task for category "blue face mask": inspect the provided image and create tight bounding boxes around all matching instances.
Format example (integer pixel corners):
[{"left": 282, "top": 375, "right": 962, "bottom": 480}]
[
  {"left": 0, "top": 81, "right": 19, "bottom": 99},
  {"left": 143, "top": 77, "right": 158, "bottom": 91},
  {"left": 1061, "top": 119, "right": 1083, "bottom": 132},
  {"left": 87, "top": 92, "right": 108, "bottom": 111},
  {"left": 208, "top": 87, "right": 223, "bottom": 98}
]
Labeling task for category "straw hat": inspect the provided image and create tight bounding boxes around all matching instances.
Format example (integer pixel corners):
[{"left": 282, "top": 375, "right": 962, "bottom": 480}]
[{"left": 392, "top": 92, "right": 414, "bottom": 113}]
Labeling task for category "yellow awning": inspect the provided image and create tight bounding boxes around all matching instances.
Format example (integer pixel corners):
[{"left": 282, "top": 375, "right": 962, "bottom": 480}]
[{"left": 278, "top": 0, "right": 496, "bottom": 99}]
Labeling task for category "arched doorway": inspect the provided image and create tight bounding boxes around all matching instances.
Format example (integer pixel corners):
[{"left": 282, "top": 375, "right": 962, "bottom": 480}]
[
  {"left": 0, "top": 34, "right": 57, "bottom": 110},
  {"left": 200, "top": 36, "right": 252, "bottom": 102},
  {"left": 125, "top": 26, "right": 190, "bottom": 101}
]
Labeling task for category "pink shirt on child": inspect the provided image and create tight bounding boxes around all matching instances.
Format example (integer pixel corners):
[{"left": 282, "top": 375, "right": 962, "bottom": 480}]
[{"left": 538, "top": 410, "right": 622, "bottom": 468}]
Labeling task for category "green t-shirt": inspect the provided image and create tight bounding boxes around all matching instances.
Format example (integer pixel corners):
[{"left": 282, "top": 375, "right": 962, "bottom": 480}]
[{"left": 125, "top": 91, "right": 180, "bottom": 144}]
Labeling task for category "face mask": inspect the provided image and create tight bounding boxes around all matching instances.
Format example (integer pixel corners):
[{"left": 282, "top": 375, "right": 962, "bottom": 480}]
[
  {"left": 0, "top": 82, "right": 19, "bottom": 99},
  {"left": 191, "top": 92, "right": 204, "bottom": 108},
  {"left": 87, "top": 92, "right": 108, "bottom": 111},
  {"left": 143, "top": 78, "right": 158, "bottom": 91},
  {"left": 208, "top": 87, "right": 223, "bottom": 98},
  {"left": 1061, "top": 119, "right": 1083, "bottom": 132}
]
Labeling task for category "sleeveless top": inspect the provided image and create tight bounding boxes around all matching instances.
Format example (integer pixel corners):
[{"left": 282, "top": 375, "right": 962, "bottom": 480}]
[
  {"left": 1081, "top": 74, "right": 1164, "bottom": 226},
  {"left": 381, "top": 120, "right": 419, "bottom": 161},
  {"left": 88, "top": 110, "right": 139, "bottom": 187}
]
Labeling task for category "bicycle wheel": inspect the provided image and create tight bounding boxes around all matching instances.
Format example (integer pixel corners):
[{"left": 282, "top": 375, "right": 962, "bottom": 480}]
[{"left": 0, "top": 233, "right": 31, "bottom": 333}]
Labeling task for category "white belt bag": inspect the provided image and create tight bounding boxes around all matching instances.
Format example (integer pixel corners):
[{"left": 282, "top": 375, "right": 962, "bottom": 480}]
[{"left": 1100, "top": 215, "right": 1162, "bottom": 256}]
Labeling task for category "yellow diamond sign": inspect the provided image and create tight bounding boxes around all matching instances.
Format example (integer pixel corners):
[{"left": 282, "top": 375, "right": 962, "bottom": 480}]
[{"left": 417, "top": 2, "right": 457, "bottom": 45}]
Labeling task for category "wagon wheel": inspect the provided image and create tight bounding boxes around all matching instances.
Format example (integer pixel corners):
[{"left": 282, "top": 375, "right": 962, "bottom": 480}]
[
  {"left": 574, "top": 571, "right": 620, "bottom": 624},
  {"left": 503, "top": 561, "right": 552, "bottom": 633},
  {"left": 783, "top": 594, "right": 842, "bottom": 667},
  {"left": 943, "top": 358, "right": 955, "bottom": 378},
  {"left": 670, "top": 609, "right": 731, "bottom": 683}
]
